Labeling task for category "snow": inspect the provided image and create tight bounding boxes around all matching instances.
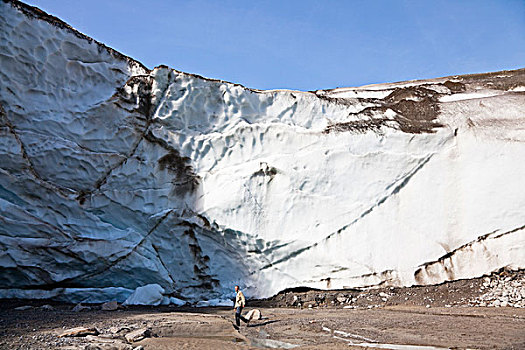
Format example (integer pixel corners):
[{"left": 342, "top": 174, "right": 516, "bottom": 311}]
[
  {"left": 169, "top": 297, "right": 187, "bottom": 306},
  {"left": 196, "top": 299, "right": 233, "bottom": 307},
  {"left": 439, "top": 91, "right": 503, "bottom": 102},
  {"left": 0, "top": 0, "right": 524, "bottom": 304},
  {"left": 123, "top": 284, "right": 165, "bottom": 306},
  {"left": 322, "top": 326, "right": 449, "bottom": 349},
  {"left": 320, "top": 88, "right": 393, "bottom": 99}
]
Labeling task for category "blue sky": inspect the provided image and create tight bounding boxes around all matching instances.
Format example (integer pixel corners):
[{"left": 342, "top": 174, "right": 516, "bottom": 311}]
[{"left": 26, "top": 0, "right": 525, "bottom": 91}]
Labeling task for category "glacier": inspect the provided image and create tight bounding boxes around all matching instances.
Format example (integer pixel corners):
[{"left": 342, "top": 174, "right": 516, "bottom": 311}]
[{"left": 0, "top": 0, "right": 524, "bottom": 304}]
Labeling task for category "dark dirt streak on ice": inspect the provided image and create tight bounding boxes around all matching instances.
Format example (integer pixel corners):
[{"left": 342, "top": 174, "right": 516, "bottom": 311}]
[
  {"left": 259, "top": 154, "right": 435, "bottom": 271},
  {"left": 76, "top": 76, "right": 154, "bottom": 204},
  {"left": 415, "top": 223, "right": 525, "bottom": 282},
  {"left": 0, "top": 188, "right": 76, "bottom": 241},
  {"left": 75, "top": 74, "right": 199, "bottom": 202},
  {"left": 151, "top": 243, "right": 178, "bottom": 286},
  {"left": 0, "top": 104, "right": 76, "bottom": 197},
  {"left": 39, "top": 209, "right": 176, "bottom": 288}
]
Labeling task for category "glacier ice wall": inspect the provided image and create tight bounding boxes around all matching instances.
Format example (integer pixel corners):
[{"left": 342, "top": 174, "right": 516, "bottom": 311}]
[{"left": 0, "top": 0, "right": 524, "bottom": 302}]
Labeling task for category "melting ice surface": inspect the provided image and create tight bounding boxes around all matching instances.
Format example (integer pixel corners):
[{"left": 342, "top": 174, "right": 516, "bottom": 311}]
[
  {"left": 347, "top": 342, "right": 449, "bottom": 350},
  {"left": 322, "top": 326, "right": 450, "bottom": 350},
  {"left": 249, "top": 338, "right": 299, "bottom": 349}
]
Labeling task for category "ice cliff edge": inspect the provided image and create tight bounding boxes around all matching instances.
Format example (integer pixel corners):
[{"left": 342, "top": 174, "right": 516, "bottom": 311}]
[{"left": 1, "top": 0, "right": 524, "bottom": 303}]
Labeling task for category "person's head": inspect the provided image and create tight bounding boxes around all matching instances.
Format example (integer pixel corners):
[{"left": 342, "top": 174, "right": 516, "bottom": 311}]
[{"left": 235, "top": 285, "right": 239, "bottom": 292}]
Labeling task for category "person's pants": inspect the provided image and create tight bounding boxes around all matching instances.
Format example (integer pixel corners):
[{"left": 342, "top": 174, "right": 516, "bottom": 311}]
[{"left": 235, "top": 306, "right": 248, "bottom": 326}]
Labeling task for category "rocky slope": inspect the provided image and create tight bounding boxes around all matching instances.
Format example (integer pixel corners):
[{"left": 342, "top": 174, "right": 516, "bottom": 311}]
[{"left": 0, "top": 0, "right": 524, "bottom": 304}]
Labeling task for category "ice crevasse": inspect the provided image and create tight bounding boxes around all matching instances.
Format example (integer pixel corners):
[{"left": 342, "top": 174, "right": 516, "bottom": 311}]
[{"left": 0, "top": 0, "right": 524, "bottom": 304}]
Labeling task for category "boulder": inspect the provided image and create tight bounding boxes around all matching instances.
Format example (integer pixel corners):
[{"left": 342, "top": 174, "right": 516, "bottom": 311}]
[
  {"left": 336, "top": 295, "right": 347, "bottom": 304},
  {"left": 101, "top": 301, "right": 119, "bottom": 311},
  {"left": 109, "top": 326, "right": 131, "bottom": 334},
  {"left": 72, "top": 303, "right": 91, "bottom": 312},
  {"left": 59, "top": 327, "right": 99, "bottom": 337},
  {"left": 245, "top": 309, "right": 262, "bottom": 321},
  {"left": 125, "top": 328, "right": 150, "bottom": 343}
]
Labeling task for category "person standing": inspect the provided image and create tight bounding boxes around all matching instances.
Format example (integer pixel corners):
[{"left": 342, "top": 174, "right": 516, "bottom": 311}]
[{"left": 234, "top": 285, "right": 249, "bottom": 328}]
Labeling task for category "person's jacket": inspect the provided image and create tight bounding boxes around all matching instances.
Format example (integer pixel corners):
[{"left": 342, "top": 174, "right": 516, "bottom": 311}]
[{"left": 235, "top": 290, "right": 246, "bottom": 308}]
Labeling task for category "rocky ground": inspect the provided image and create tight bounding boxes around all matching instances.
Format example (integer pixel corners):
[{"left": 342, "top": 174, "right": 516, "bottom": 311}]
[
  {"left": 253, "top": 268, "right": 525, "bottom": 310},
  {"left": 0, "top": 269, "right": 523, "bottom": 349}
]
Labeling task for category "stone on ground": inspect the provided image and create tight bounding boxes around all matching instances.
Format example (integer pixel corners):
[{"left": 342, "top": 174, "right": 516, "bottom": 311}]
[
  {"left": 101, "top": 301, "right": 118, "bottom": 311},
  {"left": 245, "top": 309, "right": 262, "bottom": 321},
  {"left": 125, "top": 328, "right": 150, "bottom": 343},
  {"left": 59, "top": 327, "right": 99, "bottom": 337},
  {"left": 72, "top": 303, "right": 91, "bottom": 312}
]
